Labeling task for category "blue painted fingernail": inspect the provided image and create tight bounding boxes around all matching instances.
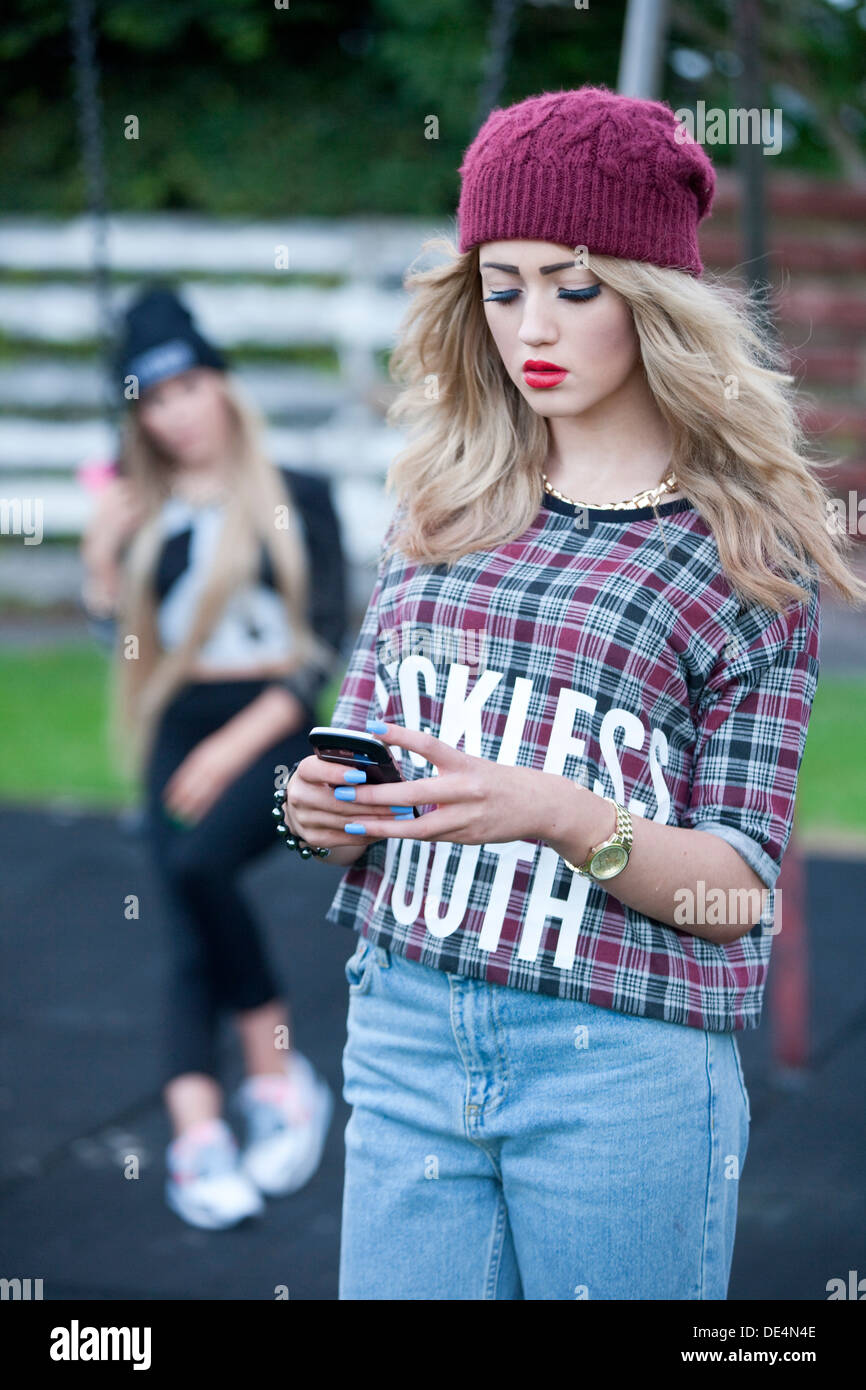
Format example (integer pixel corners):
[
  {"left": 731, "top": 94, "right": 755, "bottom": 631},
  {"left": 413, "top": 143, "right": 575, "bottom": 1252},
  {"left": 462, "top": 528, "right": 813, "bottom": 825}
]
[
  {"left": 334, "top": 787, "right": 355, "bottom": 800},
  {"left": 344, "top": 769, "right": 366, "bottom": 782},
  {"left": 390, "top": 806, "right": 413, "bottom": 817},
  {"left": 344, "top": 823, "right": 367, "bottom": 834},
  {"left": 366, "top": 719, "right": 387, "bottom": 733}
]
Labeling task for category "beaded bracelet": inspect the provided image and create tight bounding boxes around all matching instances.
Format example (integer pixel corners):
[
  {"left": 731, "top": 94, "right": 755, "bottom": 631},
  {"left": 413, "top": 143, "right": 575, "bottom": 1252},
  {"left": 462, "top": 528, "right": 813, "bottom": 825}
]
[{"left": 271, "top": 757, "right": 330, "bottom": 859}]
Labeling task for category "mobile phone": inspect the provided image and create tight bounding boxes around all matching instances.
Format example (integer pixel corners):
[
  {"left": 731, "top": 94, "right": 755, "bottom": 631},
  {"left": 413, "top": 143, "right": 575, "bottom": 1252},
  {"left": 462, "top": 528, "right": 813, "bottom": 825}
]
[{"left": 308, "top": 726, "right": 420, "bottom": 816}]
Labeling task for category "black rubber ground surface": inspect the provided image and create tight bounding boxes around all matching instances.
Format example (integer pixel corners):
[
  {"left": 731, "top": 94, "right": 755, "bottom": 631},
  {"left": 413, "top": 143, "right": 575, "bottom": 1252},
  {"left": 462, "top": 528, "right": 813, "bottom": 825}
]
[{"left": 1, "top": 803, "right": 863, "bottom": 1301}]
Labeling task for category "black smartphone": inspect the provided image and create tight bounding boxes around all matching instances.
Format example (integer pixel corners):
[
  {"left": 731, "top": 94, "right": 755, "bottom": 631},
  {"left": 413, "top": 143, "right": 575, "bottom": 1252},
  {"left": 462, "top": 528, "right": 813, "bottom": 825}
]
[{"left": 308, "top": 725, "right": 420, "bottom": 816}]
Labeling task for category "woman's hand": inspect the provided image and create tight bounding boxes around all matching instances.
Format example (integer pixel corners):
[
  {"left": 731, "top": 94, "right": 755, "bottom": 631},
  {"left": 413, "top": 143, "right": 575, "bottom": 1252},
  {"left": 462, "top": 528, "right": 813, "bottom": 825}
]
[
  {"left": 82, "top": 477, "right": 146, "bottom": 567},
  {"left": 163, "top": 687, "right": 309, "bottom": 827},
  {"left": 80, "top": 477, "right": 147, "bottom": 615},
  {"left": 284, "top": 721, "right": 545, "bottom": 850},
  {"left": 284, "top": 748, "right": 415, "bottom": 854},
  {"left": 162, "top": 728, "right": 248, "bottom": 825}
]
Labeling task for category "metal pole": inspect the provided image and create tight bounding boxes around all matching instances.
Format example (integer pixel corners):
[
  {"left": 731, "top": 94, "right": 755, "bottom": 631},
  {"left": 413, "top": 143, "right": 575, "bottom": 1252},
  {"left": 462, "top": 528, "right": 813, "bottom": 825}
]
[
  {"left": 734, "top": 0, "right": 776, "bottom": 348},
  {"left": 618, "top": 0, "right": 671, "bottom": 100},
  {"left": 733, "top": 3, "right": 807, "bottom": 1073},
  {"left": 474, "top": 0, "right": 522, "bottom": 130},
  {"left": 68, "top": 0, "right": 119, "bottom": 440},
  {"left": 770, "top": 823, "right": 811, "bottom": 1075}
]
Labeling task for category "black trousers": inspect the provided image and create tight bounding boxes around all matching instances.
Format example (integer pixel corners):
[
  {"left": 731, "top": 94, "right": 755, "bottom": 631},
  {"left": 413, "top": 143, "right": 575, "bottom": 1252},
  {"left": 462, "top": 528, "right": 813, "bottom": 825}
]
[{"left": 144, "top": 678, "right": 313, "bottom": 1084}]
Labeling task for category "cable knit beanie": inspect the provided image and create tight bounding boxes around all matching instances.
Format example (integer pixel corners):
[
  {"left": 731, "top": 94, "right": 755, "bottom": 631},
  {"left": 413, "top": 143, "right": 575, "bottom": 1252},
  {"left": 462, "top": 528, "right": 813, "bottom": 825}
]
[{"left": 457, "top": 85, "right": 716, "bottom": 278}]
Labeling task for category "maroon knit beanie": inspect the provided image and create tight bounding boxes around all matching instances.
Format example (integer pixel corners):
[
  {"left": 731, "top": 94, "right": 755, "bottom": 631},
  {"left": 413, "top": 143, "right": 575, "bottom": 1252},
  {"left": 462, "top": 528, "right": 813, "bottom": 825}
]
[{"left": 457, "top": 84, "right": 716, "bottom": 278}]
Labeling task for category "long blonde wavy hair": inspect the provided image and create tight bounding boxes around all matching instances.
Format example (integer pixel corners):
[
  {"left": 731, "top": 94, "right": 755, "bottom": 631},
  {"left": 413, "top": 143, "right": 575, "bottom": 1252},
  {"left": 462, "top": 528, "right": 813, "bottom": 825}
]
[
  {"left": 382, "top": 236, "right": 866, "bottom": 613},
  {"left": 110, "top": 373, "right": 336, "bottom": 777}
]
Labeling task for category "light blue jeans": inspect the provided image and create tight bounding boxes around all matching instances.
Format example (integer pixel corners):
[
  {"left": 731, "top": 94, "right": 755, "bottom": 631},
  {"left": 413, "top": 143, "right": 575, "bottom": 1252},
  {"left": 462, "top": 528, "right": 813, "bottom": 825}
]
[{"left": 338, "top": 935, "right": 751, "bottom": 1300}]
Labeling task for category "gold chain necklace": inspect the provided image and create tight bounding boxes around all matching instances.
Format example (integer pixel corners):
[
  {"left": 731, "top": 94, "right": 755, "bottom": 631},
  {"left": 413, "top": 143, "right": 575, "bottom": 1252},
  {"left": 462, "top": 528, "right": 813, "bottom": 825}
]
[{"left": 541, "top": 469, "right": 679, "bottom": 511}]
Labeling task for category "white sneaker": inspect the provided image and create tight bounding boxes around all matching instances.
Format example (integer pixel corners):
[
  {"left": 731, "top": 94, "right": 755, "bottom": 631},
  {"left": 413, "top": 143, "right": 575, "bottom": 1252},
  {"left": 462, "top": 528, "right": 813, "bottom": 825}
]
[
  {"left": 164, "top": 1117, "right": 264, "bottom": 1230},
  {"left": 236, "top": 1053, "right": 333, "bottom": 1198}
]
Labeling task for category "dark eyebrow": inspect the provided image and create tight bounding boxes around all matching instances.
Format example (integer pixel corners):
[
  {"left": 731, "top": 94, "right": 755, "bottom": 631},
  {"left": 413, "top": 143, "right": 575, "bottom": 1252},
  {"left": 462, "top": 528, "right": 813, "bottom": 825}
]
[{"left": 479, "top": 260, "right": 582, "bottom": 276}]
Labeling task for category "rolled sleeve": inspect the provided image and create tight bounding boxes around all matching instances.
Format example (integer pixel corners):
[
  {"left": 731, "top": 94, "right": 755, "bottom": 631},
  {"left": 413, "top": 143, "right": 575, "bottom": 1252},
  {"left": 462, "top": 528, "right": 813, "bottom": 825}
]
[
  {"left": 682, "top": 573, "right": 821, "bottom": 887},
  {"left": 690, "top": 820, "right": 781, "bottom": 889}
]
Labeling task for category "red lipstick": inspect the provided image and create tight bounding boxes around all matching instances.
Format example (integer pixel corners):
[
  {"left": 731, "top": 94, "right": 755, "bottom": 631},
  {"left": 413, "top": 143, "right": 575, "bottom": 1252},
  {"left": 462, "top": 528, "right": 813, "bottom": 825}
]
[{"left": 523, "top": 358, "right": 568, "bottom": 389}]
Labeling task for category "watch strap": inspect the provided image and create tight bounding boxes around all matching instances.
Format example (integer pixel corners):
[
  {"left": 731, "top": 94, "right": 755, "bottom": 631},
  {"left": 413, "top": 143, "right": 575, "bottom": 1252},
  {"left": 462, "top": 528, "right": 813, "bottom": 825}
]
[
  {"left": 557, "top": 797, "right": 633, "bottom": 879},
  {"left": 578, "top": 799, "right": 633, "bottom": 878}
]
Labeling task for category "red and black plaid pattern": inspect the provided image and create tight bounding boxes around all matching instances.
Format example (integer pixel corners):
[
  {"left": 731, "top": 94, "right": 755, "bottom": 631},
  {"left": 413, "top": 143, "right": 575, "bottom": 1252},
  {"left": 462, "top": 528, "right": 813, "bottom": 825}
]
[{"left": 325, "top": 493, "right": 821, "bottom": 1032}]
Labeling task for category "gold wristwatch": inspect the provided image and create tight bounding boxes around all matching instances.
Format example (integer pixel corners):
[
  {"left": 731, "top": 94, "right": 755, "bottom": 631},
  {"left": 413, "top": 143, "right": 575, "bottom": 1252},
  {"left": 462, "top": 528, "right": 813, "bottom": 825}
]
[{"left": 561, "top": 797, "right": 634, "bottom": 881}]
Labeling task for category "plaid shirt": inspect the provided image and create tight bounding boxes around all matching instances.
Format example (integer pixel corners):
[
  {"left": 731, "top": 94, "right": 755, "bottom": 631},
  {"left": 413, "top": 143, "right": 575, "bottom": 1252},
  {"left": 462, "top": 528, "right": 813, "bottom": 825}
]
[{"left": 324, "top": 491, "right": 821, "bottom": 1032}]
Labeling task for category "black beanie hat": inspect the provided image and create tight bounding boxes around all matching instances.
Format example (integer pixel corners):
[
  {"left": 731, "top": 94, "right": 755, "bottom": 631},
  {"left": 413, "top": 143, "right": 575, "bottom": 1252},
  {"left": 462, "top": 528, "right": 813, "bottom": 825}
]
[{"left": 115, "top": 283, "right": 227, "bottom": 399}]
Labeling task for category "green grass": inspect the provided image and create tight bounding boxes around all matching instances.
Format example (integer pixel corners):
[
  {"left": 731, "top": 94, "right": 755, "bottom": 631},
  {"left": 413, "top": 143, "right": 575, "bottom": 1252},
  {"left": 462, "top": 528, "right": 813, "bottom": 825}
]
[
  {"left": 0, "top": 645, "right": 132, "bottom": 806},
  {"left": 0, "top": 644, "right": 345, "bottom": 809},
  {"left": 794, "top": 676, "right": 866, "bottom": 835},
  {"left": 0, "top": 646, "right": 863, "bottom": 835}
]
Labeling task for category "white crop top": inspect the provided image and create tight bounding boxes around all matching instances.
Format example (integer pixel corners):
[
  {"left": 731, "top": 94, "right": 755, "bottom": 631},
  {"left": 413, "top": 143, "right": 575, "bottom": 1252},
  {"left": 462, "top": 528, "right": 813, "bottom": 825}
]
[{"left": 155, "top": 496, "right": 296, "bottom": 670}]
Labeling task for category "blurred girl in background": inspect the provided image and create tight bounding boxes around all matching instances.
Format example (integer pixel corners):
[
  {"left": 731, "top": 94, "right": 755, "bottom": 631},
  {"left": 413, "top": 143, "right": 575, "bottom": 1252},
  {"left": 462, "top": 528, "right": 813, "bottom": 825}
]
[{"left": 80, "top": 285, "right": 347, "bottom": 1230}]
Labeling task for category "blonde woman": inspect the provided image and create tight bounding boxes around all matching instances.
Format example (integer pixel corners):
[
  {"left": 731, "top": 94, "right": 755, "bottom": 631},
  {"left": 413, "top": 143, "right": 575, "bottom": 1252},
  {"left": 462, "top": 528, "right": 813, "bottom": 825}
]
[
  {"left": 80, "top": 285, "right": 347, "bottom": 1230},
  {"left": 281, "top": 87, "right": 866, "bottom": 1299}
]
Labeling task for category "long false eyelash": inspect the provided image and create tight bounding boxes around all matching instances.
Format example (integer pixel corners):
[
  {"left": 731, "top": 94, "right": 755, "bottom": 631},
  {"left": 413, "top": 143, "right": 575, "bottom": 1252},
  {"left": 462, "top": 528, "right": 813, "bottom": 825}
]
[{"left": 482, "top": 284, "right": 602, "bottom": 304}]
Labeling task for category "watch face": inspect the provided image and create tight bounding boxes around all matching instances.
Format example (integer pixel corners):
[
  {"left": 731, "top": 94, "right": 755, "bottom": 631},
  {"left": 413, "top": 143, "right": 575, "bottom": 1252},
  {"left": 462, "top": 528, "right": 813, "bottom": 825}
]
[{"left": 591, "top": 844, "right": 628, "bottom": 879}]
